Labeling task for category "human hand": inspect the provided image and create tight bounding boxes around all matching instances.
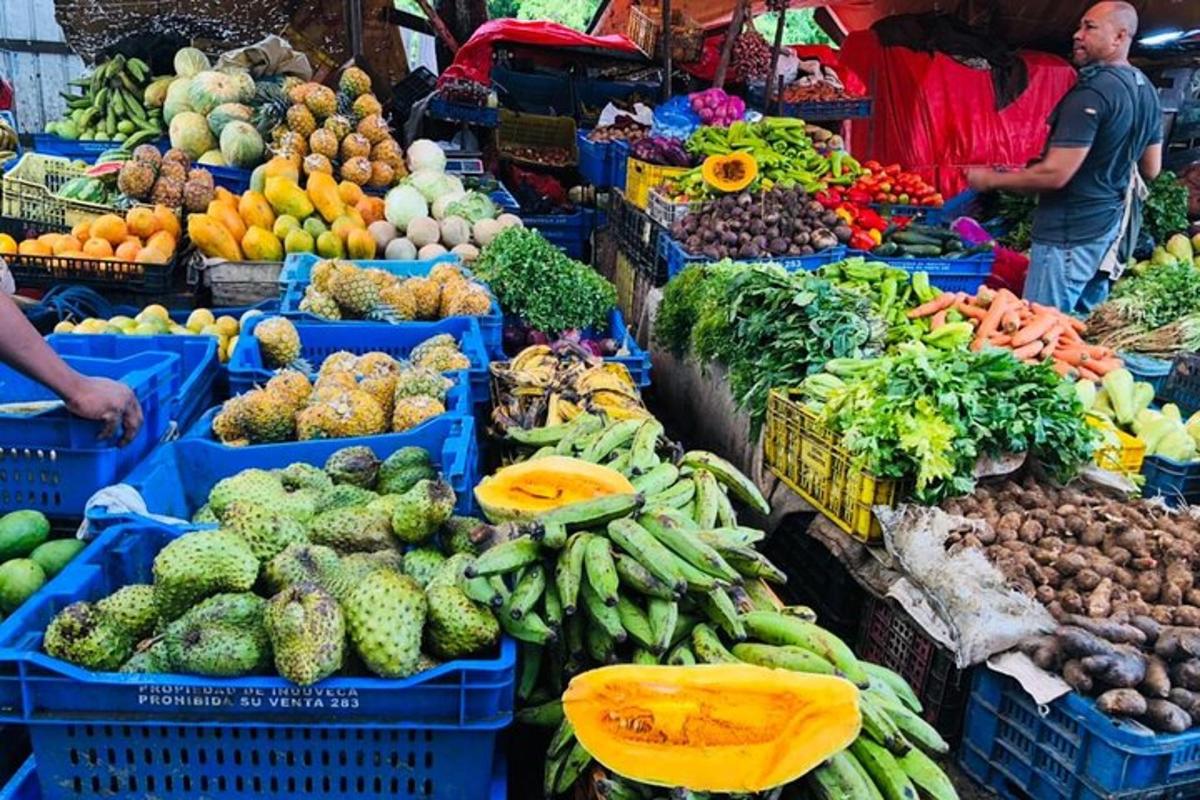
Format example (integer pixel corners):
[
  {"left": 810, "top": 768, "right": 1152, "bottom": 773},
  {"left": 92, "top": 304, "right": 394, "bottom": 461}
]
[
  {"left": 965, "top": 168, "right": 994, "bottom": 192},
  {"left": 64, "top": 376, "right": 143, "bottom": 446}
]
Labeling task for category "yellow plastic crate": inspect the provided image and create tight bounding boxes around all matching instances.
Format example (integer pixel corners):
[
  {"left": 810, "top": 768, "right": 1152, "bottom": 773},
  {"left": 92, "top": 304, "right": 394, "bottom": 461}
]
[
  {"left": 614, "top": 251, "right": 637, "bottom": 325},
  {"left": 764, "top": 389, "right": 904, "bottom": 543},
  {"left": 625, "top": 157, "right": 689, "bottom": 209},
  {"left": 1087, "top": 415, "right": 1146, "bottom": 476},
  {"left": 1, "top": 152, "right": 114, "bottom": 230}
]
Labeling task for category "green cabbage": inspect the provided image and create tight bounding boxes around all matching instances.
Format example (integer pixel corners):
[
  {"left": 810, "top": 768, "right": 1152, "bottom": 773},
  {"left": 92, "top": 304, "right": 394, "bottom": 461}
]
[{"left": 446, "top": 191, "right": 497, "bottom": 224}]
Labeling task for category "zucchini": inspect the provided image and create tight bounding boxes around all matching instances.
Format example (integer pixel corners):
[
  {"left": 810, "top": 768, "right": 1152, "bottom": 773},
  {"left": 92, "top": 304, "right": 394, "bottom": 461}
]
[
  {"left": 896, "top": 244, "right": 944, "bottom": 257},
  {"left": 873, "top": 242, "right": 900, "bottom": 257},
  {"left": 891, "top": 231, "right": 944, "bottom": 247}
]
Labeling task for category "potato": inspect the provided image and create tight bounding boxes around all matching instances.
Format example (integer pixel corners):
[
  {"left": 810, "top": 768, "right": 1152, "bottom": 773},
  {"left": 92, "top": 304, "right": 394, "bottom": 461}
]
[
  {"left": 1096, "top": 688, "right": 1148, "bottom": 717},
  {"left": 1058, "top": 615, "right": 1147, "bottom": 646},
  {"left": 1115, "top": 528, "right": 1148, "bottom": 556},
  {"left": 1074, "top": 569, "right": 1102, "bottom": 592},
  {"left": 1080, "top": 524, "right": 1106, "bottom": 547},
  {"left": 1065, "top": 516, "right": 1089, "bottom": 537},
  {"left": 1151, "top": 605, "right": 1179, "bottom": 625},
  {"left": 1174, "top": 607, "right": 1200, "bottom": 628},
  {"left": 1143, "top": 699, "right": 1192, "bottom": 733},
  {"left": 1135, "top": 571, "right": 1162, "bottom": 603},
  {"left": 1054, "top": 553, "right": 1089, "bottom": 577},
  {"left": 1081, "top": 648, "right": 1147, "bottom": 688},
  {"left": 997, "top": 510, "right": 1023, "bottom": 530},
  {"left": 1056, "top": 626, "right": 1117, "bottom": 659},
  {"left": 1130, "top": 615, "right": 1163, "bottom": 645},
  {"left": 1047, "top": 514, "right": 1067, "bottom": 533},
  {"left": 1036, "top": 585, "right": 1057, "bottom": 606},
  {"left": 1107, "top": 547, "right": 1132, "bottom": 567},
  {"left": 1113, "top": 568, "right": 1136, "bottom": 590},
  {"left": 1019, "top": 519, "right": 1045, "bottom": 544},
  {"left": 1061, "top": 591, "right": 1087, "bottom": 615},
  {"left": 1063, "top": 659, "right": 1094, "bottom": 693},
  {"left": 997, "top": 526, "right": 1019, "bottom": 544},
  {"left": 1171, "top": 660, "right": 1200, "bottom": 691},
  {"left": 975, "top": 527, "right": 997, "bottom": 545},
  {"left": 1169, "top": 688, "right": 1200, "bottom": 722},
  {"left": 1185, "top": 590, "right": 1200, "bottom": 608},
  {"left": 1057, "top": 504, "right": 1080, "bottom": 518},
  {"left": 1141, "top": 654, "right": 1172, "bottom": 698},
  {"left": 1088, "top": 578, "right": 1115, "bottom": 618}
]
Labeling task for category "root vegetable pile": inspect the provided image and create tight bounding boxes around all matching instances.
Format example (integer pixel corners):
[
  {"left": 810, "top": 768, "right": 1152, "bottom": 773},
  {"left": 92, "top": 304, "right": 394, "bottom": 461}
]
[{"left": 944, "top": 479, "right": 1200, "bottom": 731}]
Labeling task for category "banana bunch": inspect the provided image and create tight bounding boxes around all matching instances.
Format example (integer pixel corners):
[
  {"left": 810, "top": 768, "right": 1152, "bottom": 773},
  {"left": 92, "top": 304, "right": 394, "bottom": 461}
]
[
  {"left": 491, "top": 343, "right": 648, "bottom": 433},
  {"left": 46, "top": 54, "right": 163, "bottom": 149},
  {"left": 0, "top": 113, "right": 17, "bottom": 167}
]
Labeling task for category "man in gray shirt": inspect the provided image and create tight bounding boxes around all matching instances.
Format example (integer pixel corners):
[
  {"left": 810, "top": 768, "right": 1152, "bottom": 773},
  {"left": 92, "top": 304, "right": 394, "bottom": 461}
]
[{"left": 968, "top": 2, "right": 1162, "bottom": 314}]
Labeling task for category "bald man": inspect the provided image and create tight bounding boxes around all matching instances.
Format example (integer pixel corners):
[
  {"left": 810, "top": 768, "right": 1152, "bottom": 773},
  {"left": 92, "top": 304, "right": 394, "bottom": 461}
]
[{"left": 968, "top": 2, "right": 1162, "bottom": 314}]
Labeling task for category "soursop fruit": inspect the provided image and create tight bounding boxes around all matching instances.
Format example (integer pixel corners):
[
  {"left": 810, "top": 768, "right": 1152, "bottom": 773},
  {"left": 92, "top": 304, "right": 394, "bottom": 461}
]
[
  {"left": 220, "top": 500, "right": 308, "bottom": 562},
  {"left": 442, "top": 516, "right": 486, "bottom": 555},
  {"left": 265, "top": 583, "right": 345, "bottom": 685},
  {"left": 276, "top": 488, "right": 320, "bottom": 523},
  {"left": 344, "top": 570, "right": 427, "bottom": 678},
  {"left": 120, "top": 639, "right": 172, "bottom": 673},
  {"left": 324, "top": 446, "right": 381, "bottom": 488},
  {"left": 338, "top": 550, "right": 404, "bottom": 591},
  {"left": 390, "top": 479, "right": 456, "bottom": 544},
  {"left": 377, "top": 446, "right": 436, "bottom": 495},
  {"left": 424, "top": 584, "right": 499, "bottom": 660},
  {"left": 427, "top": 553, "right": 474, "bottom": 590},
  {"left": 262, "top": 543, "right": 343, "bottom": 596},
  {"left": 192, "top": 504, "right": 219, "bottom": 524},
  {"left": 208, "top": 469, "right": 287, "bottom": 517},
  {"left": 319, "top": 483, "right": 378, "bottom": 512},
  {"left": 402, "top": 548, "right": 446, "bottom": 589},
  {"left": 43, "top": 601, "right": 134, "bottom": 670},
  {"left": 96, "top": 584, "right": 159, "bottom": 640},
  {"left": 308, "top": 506, "right": 394, "bottom": 553},
  {"left": 162, "top": 593, "right": 271, "bottom": 677},
  {"left": 152, "top": 531, "right": 260, "bottom": 622},
  {"left": 278, "top": 462, "right": 333, "bottom": 492}
]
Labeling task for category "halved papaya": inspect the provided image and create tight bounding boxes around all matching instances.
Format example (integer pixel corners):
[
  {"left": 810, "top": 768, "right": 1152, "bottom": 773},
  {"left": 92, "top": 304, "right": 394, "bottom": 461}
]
[
  {"left": 701, "top": 152, "right": 758, "bottom": 193},
  {"left": 473, "top": 456, "right": 634, "bottom": 522}
]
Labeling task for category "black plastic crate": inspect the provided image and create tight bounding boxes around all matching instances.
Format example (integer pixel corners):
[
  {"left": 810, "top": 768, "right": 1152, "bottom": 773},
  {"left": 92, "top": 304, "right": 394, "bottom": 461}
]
[
  {"left": 611, "top": 191, "right": 669, "bottom": 284},
  {"left": 388, "top": 66, "right": 437, "bottom": 125},
  {"left": 759, "top": 516, "right": 865, "bottom": 643},
  {"left": 1160, "top": 353, "right": 1200, "bottom": 418},
  {"left": 856, "top": 593, "right": 972, "bottom": 745}
]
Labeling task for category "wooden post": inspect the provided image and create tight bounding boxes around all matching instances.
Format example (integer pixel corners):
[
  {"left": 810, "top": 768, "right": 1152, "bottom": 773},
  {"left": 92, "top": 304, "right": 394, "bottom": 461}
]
[
  {"left": 345, "top": 0, "right": 364, "bottom": 59},
  {"left": 763, "top": 9, "right": 787, "bottom": 112},
  {"left": 414, "top": 0, "right": 461, "bottom": 51},
  {"left": 713, "top": 0, "right": 747, "bottom": 90},
  {"left": 661, "top": 0, "right": 673, "bottom": 102}
]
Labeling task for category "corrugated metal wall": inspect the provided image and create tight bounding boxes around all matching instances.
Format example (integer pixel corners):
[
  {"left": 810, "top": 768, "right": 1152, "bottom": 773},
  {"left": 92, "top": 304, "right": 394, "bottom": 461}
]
[{"left": 0, "top": 0, "right": 84, "bottom": 136}]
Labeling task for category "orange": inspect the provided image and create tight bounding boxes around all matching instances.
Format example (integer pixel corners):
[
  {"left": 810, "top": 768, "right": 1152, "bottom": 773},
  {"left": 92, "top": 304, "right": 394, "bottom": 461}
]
[
  {"left": 338, "top": 180, "right": 365, "bottom": 205},
  {"left": 126, "top": 206, "right": 159, "bottom": 239},
  {"left": 52, "top": 236, "right": 78, "bottom": 256},
  {"left": 115, "top": 240, "right": 141, "bottom": 261},
  {"left": 82, "top": 237, "right": 113, "bottom": 258},
  {"left": 71, "top": 221, "right": 91, "bottom": 242},
  {"left": 18, "top": 239, "right": 51, "bottom": 256},
  {"left": 37, "top": 233, "right": 63, "bottom": 250},
  {"left": 59, "top": 249, "right": 83, "bottom": 259},
  {"left": 152, "top": 205, "right": 181, "bottom": 240},
  {"left": 147, "top": 230, "right": 176, "bottom": 256},
  {"left": 90, "top": 214, "right": 128, "bottom": 246},
  {"left": 135, "top": 247, "right": 168, "bottom": 265},
  {"left": 0, "top": 233, "right": 16, "bottom": 254}
]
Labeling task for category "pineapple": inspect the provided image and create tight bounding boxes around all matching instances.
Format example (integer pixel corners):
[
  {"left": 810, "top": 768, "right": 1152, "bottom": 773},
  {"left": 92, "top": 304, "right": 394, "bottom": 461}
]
[
  {"left": 309, "top": 128, "right": 339, "bottom": 159},
  {"left": 312, "top": 375, "right": 358, "bottom": 403},
  {"left": 290, "top": 81, "right": 321, "bottom": 105},
  {"left": 318, "top": 350, "right": 360, "bottom": 379},
  {"left": 367, "top": 161, "right": 394, "bottom": 190},
  {"left": 394, "top": 365, "right": 452, "bottom": 402},
  {"left": 411, "top": 334, "right": 457, "bottom": 363},
  {"left": 417, "top": 347, "right": 471, "bottom": 373},
  {"left": 117, "top": 161, "right": 156, "bottom": 199},
  {"left": 149, "top": 177, "right": 184, "bottom": 207},
  {"left": 339, "top": 67, "right": 372, "bottom": 98},
  {"left": 286, "top": 104, "right": 317, "bottom": 138},
  {"left": 359, "top": 375, "right": 396, "bottom": 420},
  {"left": 329, "top": 264, "right": 380, "bottom": 317},
  {"left": 363, "top": 268, "right": 397, "bottom": 290},
  {"left": 340, "top": 133, "right": 371, "bottom": 161},
  {"left": 392, "top": 395, "right": 446, "bottom": 432},
  {"left": 304, "top": 85, "right": 337, "bottom": 120},
  {"left": 212, "top": 395, "right": 248, "bottom": 443},
  {"left": 355, "top": 352, "right": 399, "bottom": 380},
  {"left": 343, "top": 390, "right": 387, "bottom": 436},
  {"left": 356, "top": 114, "right": 390, "bottom": 145},
  {"left": 303, "top": 153, "right": 334, "bottom": 176},
  {"left": 300, "top": 287, "right": 341, "bottom": 320},
  {"left": 353, "top": 94, "right": 383, "bottom": 120},
  {"left": 295, "top": 402, "right": 344, "bottom": 440},
  {"left": 254, "top": 317, "right": 308, "bottom": 371},
  {"left": 276, "top": 131, "right": 308, "bottom": 159},
  {"left": 311, "top": 259, "right": 337, "bottom": 292},
  {"left": 239, "top": 388, "right": 296, "bottom": 443},
  {"left": 429, "top": 263, "right": 463, "bottom": 285},
  {"left": 253, "top": 82, "right": 291, "bottom": 137},
  {"left": 402, "top": 277, "right": 442, "bottom": 320},
  {"left": 340, "top": 156, "right": 372, "bottom": 186},
  {"left": 445, "top": 285, "right": 493, "bottom": 317},
  {"left": 379, "top": 283, "right": 417, "bottom": 320},
  {"left": 324, "top": 115, "right": 354, "bottom": 141},
  {"left": 265, "top": 370, "right": 313, "bottom": 411},
  {"left": 371, "top": 139, "right": 404, "bottom": 171}
]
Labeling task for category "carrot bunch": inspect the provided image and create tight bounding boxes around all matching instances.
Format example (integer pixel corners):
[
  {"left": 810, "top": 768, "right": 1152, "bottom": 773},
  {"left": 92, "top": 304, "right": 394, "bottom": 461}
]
[{"left": 906, "top": 287, "right": 1122, "bottom": 381}]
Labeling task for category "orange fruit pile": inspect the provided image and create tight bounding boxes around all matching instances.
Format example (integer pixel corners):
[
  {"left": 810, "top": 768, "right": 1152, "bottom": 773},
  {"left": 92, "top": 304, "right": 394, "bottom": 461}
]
[{"left": 14, "top": 205, "right": 180, "bottom": 264}]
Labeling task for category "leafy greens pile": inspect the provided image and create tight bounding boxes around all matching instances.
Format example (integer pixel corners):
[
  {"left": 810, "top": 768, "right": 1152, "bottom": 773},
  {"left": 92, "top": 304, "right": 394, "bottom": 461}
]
[
  {"left": 811, "top": 344, "right": 1097, "bottom": 503},
  {"left": 655, "top": 261, "right": 886, "bottom": 428},
  {"left": 474, "top": 227, "right": 616, "bottom": 333},
  {"left": 1145, "top": 171, "right": 1190, "bottom": 247},
  {"left": 1107, "top": 259, "right": 1200, "bottom": 329}
]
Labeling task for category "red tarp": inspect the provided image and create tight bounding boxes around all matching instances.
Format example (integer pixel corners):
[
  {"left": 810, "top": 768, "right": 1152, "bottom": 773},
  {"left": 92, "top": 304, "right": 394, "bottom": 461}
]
[
  {"left": 438, "top": 19, "right": 643, "bottom": 87},
  {"left": 839, "top": 29, "right": 1079, "bottom": 196}
]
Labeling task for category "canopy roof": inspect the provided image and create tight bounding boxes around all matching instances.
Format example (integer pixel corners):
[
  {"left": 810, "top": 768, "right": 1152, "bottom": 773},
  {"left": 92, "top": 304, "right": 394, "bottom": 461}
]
[{"left": 591, "top": 0, "right": 1197, "bottom": 48}]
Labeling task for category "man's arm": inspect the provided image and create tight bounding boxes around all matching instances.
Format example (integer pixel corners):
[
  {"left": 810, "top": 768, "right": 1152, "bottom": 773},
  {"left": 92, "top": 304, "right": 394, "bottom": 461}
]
[
  {"left": 0, "top": 293, "right": 142, "bottom": 444},
  {"left": 967, "top": 146, "right": 1091, "bottom": 193},
  {"left": 1139, "top": 142, "right": 1162, "bottom": 181}
]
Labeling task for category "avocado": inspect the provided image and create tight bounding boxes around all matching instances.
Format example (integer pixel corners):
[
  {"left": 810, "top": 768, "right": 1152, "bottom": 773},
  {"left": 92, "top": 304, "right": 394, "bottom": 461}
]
[
  {"left": 0, "top": 510, "right": 50, "bottom": 560},
  {"left": 0, "top": 559, "right": 46, "bottom": 613},
  {"left": 30, "top": 539, "right": 87, "bottom": 578}
]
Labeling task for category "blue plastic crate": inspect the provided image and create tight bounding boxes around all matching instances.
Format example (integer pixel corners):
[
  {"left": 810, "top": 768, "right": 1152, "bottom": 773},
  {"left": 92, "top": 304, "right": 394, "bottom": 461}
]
[
  {"left": 227, "top": 314, "right": 488, "bottom": 406},
  {"left": 277, "top": 252, "right": 502, "bottom": 355},
  {"left": 1160, "top": 354, "right": 1200, "bottom": 418},
  {"left": 747, "top": 85, "right": 873, "bottom": 121},
  {"left": 46, "top": 333, "right": 218, "bottom": 433},
  {"left": 576, "top": 134, "right": 629, "bottom": 191},
  {"left": 0, "top": 753, "right": 508, "bottom": 800},
  {"left": 960, "top": 668, "right": 1200, "bottom": 800},
  {"left": 89, "top": 413, "right": 478, "bottom": 530},
  {"left": 523, "top": 210, "right": 592, "bottom": 260},
  {"left": 1123, "top": 353, "right": 1173, "bottom": 396},
  {"left": 0, "top": 351, "right": 178, "bottom": 516},
  {"left": 489, "top": 181, "right": 520, "bottom": 213},
  {"left": 661, "top": 236, "right": 846, "bottom": 279},
  {"left": 1140, "top": 455, "right": 1200, "bottom": 508},
  {"left": 204, "top": 163, "right": 252, "bottom": 193},
  {"left": 29, "top": 134, "right": 168, "bottom": 162},
  {"left": 0, "top": 523, "right": 513, "bottom": 800},
  {"left": 427, "top": 97, "right": 499, "bottom": 127},
  {"left": 848, "top": 248, "right": 995, "bottom": 293}
]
